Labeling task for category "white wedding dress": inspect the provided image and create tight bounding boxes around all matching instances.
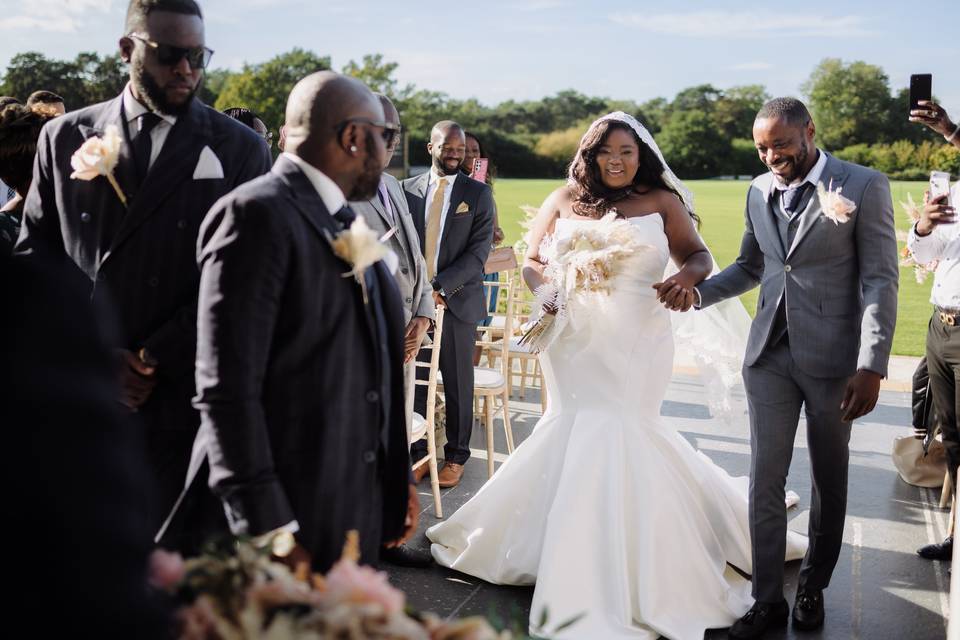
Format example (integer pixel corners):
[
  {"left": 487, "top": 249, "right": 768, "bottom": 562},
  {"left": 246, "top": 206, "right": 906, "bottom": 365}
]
[{"left": 426, "top": 215, "right": 807, "bottom": 640}]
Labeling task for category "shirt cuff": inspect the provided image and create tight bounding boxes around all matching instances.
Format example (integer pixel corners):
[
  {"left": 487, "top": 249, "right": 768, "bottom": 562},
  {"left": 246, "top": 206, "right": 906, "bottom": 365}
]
[
  {"left": 252, "top": 520, "right": 300, "bottom": 547},
  {"left": 692, "top": 287, "right": 702, "bottom": 309}
]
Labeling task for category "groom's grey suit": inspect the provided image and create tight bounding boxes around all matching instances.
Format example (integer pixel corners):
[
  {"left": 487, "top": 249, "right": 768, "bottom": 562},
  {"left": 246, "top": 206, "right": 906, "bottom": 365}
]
[{"left": 697, "top": 151, "right": 898, "bottom": 602}]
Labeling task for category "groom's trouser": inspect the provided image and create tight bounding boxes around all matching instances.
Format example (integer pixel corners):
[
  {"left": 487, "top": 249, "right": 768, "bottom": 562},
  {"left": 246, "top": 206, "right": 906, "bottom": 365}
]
[
  {"left": 927, "top": 310, "right": 960, "bottom": 491},
  {"left": 742, "top": 340, "right": 852, "bottom": 603}
]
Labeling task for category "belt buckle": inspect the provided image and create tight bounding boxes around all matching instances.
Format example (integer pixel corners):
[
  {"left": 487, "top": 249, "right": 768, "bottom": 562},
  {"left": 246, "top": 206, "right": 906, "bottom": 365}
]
[{"left": 941, "top": 312, "right": 957, "bottom": 327}]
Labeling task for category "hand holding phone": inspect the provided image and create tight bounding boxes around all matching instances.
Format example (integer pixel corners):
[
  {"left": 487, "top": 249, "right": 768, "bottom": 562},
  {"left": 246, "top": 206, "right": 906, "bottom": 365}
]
[
  {"left": 909, "top": 74, "right": 932, "bottom": 112},
  {"left": 917, "top": 172, "right": 956, "bottom": 235}
]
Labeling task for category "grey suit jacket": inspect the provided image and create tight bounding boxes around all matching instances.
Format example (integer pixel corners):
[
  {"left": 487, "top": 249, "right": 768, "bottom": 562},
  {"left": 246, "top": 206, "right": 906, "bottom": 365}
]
[
  {"left": 401, "top": 171, "right": 494, "bottom": 325},
  {"left": 350, "top": 174, "right": 433, "bottom": 324},
  {"left": 697, "top": 153, "right": 899, "bottom": 378}
]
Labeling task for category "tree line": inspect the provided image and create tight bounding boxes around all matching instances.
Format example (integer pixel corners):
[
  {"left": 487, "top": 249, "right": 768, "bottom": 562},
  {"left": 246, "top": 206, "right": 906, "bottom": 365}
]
[{"left": 2, "top": 51, "right": 956, "bottom": 179}]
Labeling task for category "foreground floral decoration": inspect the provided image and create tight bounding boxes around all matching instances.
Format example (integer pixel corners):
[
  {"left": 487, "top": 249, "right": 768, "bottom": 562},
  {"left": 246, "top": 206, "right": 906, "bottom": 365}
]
[
  {"left": 816, "top": 179, "right": 856, "bottom": 225},
  {"left": 519, "top": 211, "right": 653, "bottom": 353},
  {"left": 331, "top": 216, "right": 390, "bottom": 304},
  {"left": 154, "top": 532, "right": 511, "bottom": 640},
  {"left": 899, "top": 192, "right": 940, "bottom": 284},
  {"left": 69, "top": 124, "right": 127, "bottom": 207}
]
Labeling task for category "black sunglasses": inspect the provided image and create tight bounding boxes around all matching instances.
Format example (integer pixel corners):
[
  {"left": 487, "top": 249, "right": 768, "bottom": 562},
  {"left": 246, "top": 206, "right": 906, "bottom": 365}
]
[
  {"left": 334, "top": 117, "right": 401, "bottom": 145},
  {"left": 129, "top": 34, "right": 214, "bottom": 70}
]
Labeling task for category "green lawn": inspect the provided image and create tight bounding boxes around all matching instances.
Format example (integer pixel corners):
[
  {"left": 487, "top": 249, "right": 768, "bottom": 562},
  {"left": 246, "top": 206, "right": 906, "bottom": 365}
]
[{"left": 492, "top": 179, "right": 932, "bottom": 357}]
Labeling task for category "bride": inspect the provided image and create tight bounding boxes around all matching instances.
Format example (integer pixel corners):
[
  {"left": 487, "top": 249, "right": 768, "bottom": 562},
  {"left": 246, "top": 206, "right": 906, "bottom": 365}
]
[{"left": 425, "top": 112, "right": 806, "bottom": 639}]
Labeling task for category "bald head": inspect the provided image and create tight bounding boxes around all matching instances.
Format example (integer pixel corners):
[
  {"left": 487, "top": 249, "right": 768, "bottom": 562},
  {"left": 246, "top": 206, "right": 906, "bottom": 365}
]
[
  {"left": 430, "top": 120, "right": 462, "bottom": 145},
  {"left": 284, "top": 70, "right": 383, "bottom": 150},
  {"left": 376, "top": 93, "right": 399, "bottom": 127}
]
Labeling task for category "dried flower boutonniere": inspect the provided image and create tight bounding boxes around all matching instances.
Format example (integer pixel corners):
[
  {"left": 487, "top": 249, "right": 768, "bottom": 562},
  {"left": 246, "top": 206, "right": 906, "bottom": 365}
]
[
  {"left": 331, "top": 216, "right": 389, "bottom": 303},
  {"left": 816, "top": 179, "right": 856, "bottom": 224}
]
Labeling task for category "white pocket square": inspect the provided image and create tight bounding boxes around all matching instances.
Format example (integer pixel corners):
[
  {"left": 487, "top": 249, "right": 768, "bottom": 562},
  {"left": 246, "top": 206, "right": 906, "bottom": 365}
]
[{"left": 192, "top": 146, "right": 224, "bottom": 180}]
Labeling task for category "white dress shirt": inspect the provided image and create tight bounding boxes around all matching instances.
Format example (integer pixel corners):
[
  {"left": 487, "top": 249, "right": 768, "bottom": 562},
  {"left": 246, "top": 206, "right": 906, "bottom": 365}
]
[
  {"left": 122, "top": 83, "right": 177, "bottom": 170},
  {"left": 283, "top": 152, "right": 346, "bottom": 214},
  {"left": 423, "top": 168, "right": 458, "bottom": 270},
  {"left": 769, "top": 148, "right": 828, "bottom": 220},
  {"left": 907, "top": 181, "right": 960, "bottom": 309}
]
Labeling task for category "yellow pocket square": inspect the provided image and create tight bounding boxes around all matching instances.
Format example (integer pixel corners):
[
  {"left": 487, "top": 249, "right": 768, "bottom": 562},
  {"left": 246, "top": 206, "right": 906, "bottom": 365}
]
[{"left": 455, "top": 202, "right": 470, "bottom": 215}]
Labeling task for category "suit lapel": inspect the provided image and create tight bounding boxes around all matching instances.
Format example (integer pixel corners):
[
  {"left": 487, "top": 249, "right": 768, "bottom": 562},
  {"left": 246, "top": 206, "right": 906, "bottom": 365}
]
[
  {"left": 104, "top": 99, "right": 212, "bottom": 262},
  {"left": 277, "top": 157, "right": 381, "bottom": 352},
  {"left": 787, "top": 153, "right": 848, "bottom": 259},
  {"left": 370, "top": 185, "right": 393, "bottom": 230},
  {"left": 385, "top": 178, "right": 416, "bottom": 264},
  {"left": 753, "top": 174, "right": 786, "bottom": 264},
  {"left": 410, "top": 172, "right": 429, "bottom": 247}
]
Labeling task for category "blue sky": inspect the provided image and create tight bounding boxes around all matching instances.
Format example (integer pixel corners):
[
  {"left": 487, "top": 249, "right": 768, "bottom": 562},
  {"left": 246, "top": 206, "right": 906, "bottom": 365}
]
[{"left": 1, "top": 0, "right": 958, "bottom": 114}]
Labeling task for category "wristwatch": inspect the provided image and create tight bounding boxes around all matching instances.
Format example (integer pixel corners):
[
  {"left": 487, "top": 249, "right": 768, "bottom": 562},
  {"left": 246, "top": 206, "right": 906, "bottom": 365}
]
[{"left": 431, "top": 278, "right": 447, "bottom": 297}]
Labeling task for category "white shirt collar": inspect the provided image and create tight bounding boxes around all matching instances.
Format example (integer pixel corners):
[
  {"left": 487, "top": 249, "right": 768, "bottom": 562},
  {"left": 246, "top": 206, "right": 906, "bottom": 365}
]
[
  {"left": 283, "top": 152, "right": 346, "bottom": 214},
  {"left": 122, "top": 83, "right": 177, "bottom": 127},
  {"left": 770, "top": 148, "right": 827, "bottom": 195}
]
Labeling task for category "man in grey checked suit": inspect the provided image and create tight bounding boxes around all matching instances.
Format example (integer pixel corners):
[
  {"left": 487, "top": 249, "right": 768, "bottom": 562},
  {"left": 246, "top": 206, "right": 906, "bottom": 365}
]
[
  {"left": 349, "top": 94, "right": 434, "bottom": 569},
  {"left": 690, "top": 98, "right": 898, "bottom": 638}
]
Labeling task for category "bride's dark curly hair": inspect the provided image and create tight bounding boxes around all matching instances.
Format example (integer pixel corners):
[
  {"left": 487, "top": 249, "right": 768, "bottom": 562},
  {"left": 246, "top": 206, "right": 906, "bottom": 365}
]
[{"left": 567, "top": 120, "right": 700, "bottom": 227}]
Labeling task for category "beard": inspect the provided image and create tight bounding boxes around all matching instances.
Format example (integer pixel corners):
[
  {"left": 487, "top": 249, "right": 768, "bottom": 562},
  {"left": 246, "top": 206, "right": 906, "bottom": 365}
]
[
  {"left": 347, "top": 131, "right": 383, "bottom": 201},
  {"left": 132, "top": 55, "right": 196, "bottom": 116},
  {"left": 770, "top": 144, "right": 809, "bottom": 184}
]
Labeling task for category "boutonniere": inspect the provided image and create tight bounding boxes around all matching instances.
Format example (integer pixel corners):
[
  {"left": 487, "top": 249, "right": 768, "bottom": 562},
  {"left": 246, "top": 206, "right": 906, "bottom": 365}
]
[
  {"left": 455, "top": 202, "right": 470, "bottom": 215},
  {"left": 816, "top": 179, "right": 856, "bottom": 224},
  {"left": 70, "top": 125, "right": 127, "bottom": 207},
  {"left": 330, "top": 216, "right": 389, "bottom": 303}
]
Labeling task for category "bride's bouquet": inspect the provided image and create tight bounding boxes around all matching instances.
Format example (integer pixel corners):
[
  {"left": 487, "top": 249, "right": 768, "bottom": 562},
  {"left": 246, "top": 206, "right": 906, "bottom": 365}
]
[{"left": 519, "top": 212, "right": 653, "bottom": 353}]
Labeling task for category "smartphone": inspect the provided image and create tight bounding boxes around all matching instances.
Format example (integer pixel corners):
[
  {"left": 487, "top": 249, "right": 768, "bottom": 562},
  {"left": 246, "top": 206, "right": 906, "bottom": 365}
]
[
  {"left": 472, "top": 158, "right": 489, "bottom": 184},
  {"left": 930, "top": 170, "right": 952, "bottom": 206},
  {"left": 910, "top": 74, "right": 932, "bottom": 112}
]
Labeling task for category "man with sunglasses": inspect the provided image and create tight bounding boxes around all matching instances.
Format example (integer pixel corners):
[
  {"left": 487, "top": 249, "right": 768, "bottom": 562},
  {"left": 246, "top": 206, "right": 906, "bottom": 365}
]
[
  {"left": 350, "top": 94, "right": 434, "bottom": 568},
  {"left": 159, "top": 71, "right": 418, "bottom": 572},
  {"left": 15, "top": 0, "right": 272, "bottom": 535}
]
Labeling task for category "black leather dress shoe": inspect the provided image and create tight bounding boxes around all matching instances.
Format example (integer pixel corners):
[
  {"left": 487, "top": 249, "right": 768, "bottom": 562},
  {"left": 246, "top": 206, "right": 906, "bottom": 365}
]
[
  {"left": 792, "top": 588, "right": 825, "bottom": 631},
  {"left": 917, "top": 536, "right": 953, "bottom": 560},
  {"left": 728, "top": 599, "right": 789, "bottom": 639},
  {"left": 381, "top": 544, "right": 433, "bottom": 568}
]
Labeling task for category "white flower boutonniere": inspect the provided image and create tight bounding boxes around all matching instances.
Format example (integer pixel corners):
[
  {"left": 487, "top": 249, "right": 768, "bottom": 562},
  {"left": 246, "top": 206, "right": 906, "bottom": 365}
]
[
  {"left": 70, "top": 125, "right": 127, "bottom": 207},
  {"left": 816, "top": 179, "right": 856, "bottom": 224},
  {"left": 331, "top": 216, "right": 389, "bottom": 303}
]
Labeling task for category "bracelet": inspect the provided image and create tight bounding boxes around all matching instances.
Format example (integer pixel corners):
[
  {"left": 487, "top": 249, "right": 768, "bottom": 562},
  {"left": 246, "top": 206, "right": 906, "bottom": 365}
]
[{"left": 946, "top": 123, "right": 960, "bottom": 143}]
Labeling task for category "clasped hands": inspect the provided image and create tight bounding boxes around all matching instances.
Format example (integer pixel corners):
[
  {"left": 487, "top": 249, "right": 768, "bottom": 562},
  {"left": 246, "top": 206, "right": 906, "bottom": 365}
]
[{"left": 652, "top": 273, "right": 698, "bottom": 312}]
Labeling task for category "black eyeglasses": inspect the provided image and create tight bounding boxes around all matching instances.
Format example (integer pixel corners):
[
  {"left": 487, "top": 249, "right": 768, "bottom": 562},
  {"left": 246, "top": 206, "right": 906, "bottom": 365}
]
[
  {"left": 129, "top": 34, "right": 214, "bottom": 70},
  {"left": 334, "top": 117, "right": 401, "bottom": 145}
]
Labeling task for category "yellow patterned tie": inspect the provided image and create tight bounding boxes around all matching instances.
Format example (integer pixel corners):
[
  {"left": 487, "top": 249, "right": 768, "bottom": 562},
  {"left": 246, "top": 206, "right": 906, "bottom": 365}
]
[{"left": 424, "top": 177, "right": 447, "bottom": 279}]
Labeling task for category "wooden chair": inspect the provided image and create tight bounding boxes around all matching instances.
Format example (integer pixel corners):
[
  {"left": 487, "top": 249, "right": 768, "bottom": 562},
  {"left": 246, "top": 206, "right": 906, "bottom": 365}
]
[
  {"left": 410, "top": 306, "right": 445, "bottom": 518},
  {"left": 441, "top": 280, "right": 515, "bottom": 478},
  {"left": 506, "top": 281, "right": 547, "bottom": 412}
]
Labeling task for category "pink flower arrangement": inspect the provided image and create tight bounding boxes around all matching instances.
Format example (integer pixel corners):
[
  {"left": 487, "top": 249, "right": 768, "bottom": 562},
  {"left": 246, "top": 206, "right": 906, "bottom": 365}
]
[{"left": 324, "top": 558, "right": 406, "bottom": 615}]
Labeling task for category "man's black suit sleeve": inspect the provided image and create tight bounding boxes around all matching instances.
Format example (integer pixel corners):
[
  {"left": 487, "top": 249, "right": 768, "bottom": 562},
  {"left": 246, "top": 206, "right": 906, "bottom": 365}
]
[
  {"left": 142, "top": 142, "right": 272, "bottom": 373},
  {"left": 194, "top": 187, "right": 296, "bottom": 536},
  {"left": 14, "top": 125, "right": 67, "bottom": 261},
  {"left": 434, "top": 184, "right": 495, "bottom": 294}
]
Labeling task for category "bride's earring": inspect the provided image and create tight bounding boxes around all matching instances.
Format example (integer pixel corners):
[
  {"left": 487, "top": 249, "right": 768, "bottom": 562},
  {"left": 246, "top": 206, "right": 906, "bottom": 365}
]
[{"left": 349, "top": 145, "right": 358, "bottom": 153}]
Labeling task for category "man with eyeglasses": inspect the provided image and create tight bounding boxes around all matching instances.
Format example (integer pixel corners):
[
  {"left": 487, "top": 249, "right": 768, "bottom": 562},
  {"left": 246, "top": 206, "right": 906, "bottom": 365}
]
[{"left": 15, "top": 0, "right": 272, "bottom": 535}]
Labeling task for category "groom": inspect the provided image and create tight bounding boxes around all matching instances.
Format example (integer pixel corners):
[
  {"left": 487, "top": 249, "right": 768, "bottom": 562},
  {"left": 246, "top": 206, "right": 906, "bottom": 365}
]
[{"left": 684, "top": 98, "right": 898, "bottom": 637}]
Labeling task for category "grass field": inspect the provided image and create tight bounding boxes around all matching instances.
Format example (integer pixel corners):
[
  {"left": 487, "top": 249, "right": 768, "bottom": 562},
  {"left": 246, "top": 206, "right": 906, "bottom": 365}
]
[{"left": 492, "top": 178, "right": 933, "bottom": 357}]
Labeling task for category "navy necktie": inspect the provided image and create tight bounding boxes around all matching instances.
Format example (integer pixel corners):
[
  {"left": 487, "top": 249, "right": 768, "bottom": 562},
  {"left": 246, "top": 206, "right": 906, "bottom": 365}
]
[
  {"left": 133, "top": 112, "right": 162, "bottom": 184},
  {"left": 782, "top": 182, "right": 810, "bottom": 215},
  {"left": 333, "top": 205, "right": 356, "bottom": 229}
]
